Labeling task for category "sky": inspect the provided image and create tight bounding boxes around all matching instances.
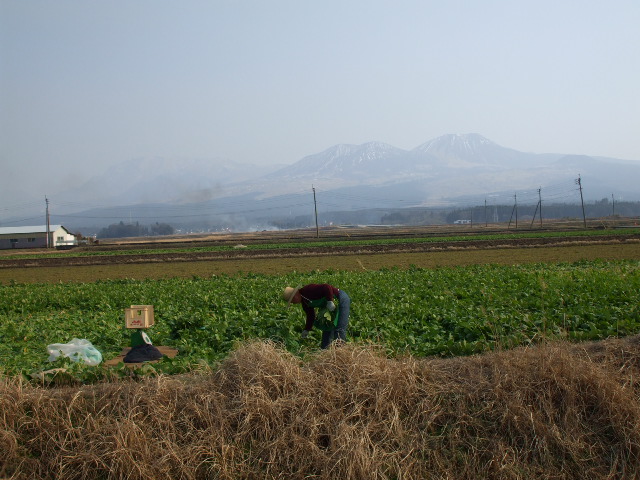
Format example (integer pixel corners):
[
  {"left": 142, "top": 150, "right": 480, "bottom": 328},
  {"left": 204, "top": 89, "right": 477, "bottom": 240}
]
[{"left": 1, "top": 0, "right": 639, "bottom": 211}]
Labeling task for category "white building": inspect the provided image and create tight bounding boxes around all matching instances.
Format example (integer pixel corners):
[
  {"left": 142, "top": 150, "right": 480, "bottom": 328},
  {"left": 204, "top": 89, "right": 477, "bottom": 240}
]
[{"left": 0, "top": 225, "right": 77, "bottom": 250}]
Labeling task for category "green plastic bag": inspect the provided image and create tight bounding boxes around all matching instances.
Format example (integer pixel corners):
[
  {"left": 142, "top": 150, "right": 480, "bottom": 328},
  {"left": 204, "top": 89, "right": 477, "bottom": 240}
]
[
  {"left": 47, "top": 338, "right": 103, "bottom": 366},
  {"left": 309, "top": 298, "right": 339, "bottom": 332}
]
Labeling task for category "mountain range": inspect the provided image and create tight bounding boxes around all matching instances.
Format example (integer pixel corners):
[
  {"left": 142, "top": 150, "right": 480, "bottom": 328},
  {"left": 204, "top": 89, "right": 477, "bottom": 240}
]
[{"left": 10, "top": 133, "right": 640, "bottom": 232}]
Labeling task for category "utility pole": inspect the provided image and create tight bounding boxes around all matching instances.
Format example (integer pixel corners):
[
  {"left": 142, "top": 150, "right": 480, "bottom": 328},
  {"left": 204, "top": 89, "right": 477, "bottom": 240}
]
[
  {"left": 576, "top": 174, "right": 586, "bottom": 228},
  {"left": 531, "top": 187, "right": 543, "bottom": 228},
  {"left": 45, "top": 196, "right": 51, "bottom": 248},
  {"left": 312, "top": 186, "right": 319, "bottom": 238},
  {"left": 538, "top": 187, "right": 543, "bottom": 227},
  {"left": 508, "top": 193, "right": 518, "bottom": 229},
  {"left": 612, "top": 193, "right": 615, "bottom": 216},
  {"left": 484, "top": 198, "right": 487, "bottom": 227}
]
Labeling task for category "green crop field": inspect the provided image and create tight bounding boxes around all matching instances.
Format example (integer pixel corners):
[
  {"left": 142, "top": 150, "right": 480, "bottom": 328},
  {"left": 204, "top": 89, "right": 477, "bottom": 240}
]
[
  {"left": 2, "top": 226, "right": 638, "bottom": 261},
  {"left": 1, "top": 259, "right": 638, "bottom": 383},
  {"left": 4, "top": 227, "right": 640, "bottom": 479}
]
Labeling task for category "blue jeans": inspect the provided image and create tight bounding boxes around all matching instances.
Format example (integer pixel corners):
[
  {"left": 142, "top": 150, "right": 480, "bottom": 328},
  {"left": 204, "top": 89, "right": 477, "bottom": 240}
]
[{"left": 321, "top": 289, "right": 350, "bottom": 349}]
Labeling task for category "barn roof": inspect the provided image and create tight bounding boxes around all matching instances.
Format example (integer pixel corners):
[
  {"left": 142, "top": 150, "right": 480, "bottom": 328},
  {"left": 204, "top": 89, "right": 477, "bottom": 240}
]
[{"left": 0, "top": 225, "right": 66, "bottom": 235}]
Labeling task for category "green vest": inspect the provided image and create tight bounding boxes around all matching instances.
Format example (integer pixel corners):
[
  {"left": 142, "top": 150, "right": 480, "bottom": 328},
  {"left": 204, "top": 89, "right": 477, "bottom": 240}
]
[{"left": 307, "top": 298, "right": 339, "bottom": 332}]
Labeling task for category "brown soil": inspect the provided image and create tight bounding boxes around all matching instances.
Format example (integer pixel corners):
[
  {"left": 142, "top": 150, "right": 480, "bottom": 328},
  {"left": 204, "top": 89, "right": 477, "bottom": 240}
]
[{"left": 2, "top": 233, "right": 639, "bottom": 268}]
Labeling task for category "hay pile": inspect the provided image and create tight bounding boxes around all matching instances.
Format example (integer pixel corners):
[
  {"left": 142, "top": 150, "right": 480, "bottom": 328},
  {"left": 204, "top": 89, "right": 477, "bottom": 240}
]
[{"left": 2, "top": 337, "right": 640, "bottom": 479}]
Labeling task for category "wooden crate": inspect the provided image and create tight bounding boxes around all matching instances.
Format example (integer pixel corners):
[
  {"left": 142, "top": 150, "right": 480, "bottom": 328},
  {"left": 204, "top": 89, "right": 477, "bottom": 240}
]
[{"left": 124, "top": 305, "right": 154, "bottom": 329}]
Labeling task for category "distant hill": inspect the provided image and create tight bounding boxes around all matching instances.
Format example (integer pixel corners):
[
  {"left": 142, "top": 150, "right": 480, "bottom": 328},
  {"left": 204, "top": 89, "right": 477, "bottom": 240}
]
[
  {"left": 6, "top": 134, "right": 640, "bottom": 233},
  {"left": 244, "top": 134, "right": 640, "bottom": 209}
]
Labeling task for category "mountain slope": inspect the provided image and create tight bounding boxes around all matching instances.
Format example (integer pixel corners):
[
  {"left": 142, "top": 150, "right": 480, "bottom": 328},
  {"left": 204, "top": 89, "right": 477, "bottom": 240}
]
[
  {"left": 266, "top": 141, "right": 417, "bottom": 182},
  {"left": 9, "top": 134, "right": 640, "bottom": 231},
  {"left": 53, "top": 157, "right": 282, "bottom": 207},
  {"left": 412, "top": 133, "right": 557, "bottom": 168}
]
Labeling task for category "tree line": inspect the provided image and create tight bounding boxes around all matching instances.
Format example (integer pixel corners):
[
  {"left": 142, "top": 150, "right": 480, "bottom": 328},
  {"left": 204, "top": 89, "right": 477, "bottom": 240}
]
[{"left": 98, "top": 221, "right": 175, "bottom": 239}]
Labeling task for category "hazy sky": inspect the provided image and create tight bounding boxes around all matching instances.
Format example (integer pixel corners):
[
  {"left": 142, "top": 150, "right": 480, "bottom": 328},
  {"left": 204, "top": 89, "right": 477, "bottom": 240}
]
[{"left": 1, "top": 0, "right": 639, "bottom": 209}]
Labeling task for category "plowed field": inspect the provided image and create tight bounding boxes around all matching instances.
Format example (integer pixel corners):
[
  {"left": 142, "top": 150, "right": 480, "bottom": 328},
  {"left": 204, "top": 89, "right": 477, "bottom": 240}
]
[{"left": 1, "top": 229, "right": 639, "bottom": 283}]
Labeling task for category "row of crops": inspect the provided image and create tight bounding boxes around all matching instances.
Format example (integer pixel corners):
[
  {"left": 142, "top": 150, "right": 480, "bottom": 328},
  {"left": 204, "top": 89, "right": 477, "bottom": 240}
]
[
  {"left": 1, "top": 259, "right": 639, "bottom": 382},
  {"left": 2, "top": 227, "right": 638, "bottom": 260}
]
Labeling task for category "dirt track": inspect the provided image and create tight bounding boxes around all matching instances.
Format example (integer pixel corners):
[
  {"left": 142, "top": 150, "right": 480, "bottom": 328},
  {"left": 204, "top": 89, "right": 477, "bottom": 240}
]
[{"left": 2, "top": 234, "right": 639, "bottom": 268}]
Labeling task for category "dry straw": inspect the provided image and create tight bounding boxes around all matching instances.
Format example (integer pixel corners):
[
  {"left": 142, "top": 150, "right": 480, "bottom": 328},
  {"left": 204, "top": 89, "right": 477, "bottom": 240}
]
[{"left": 2, "top": 336, "right": 640, "bottom": 479}]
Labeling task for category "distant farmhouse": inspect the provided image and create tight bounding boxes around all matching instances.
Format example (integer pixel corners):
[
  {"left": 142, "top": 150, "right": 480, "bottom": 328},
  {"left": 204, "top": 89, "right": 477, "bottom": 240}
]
[{"left": 0, "top": 225, "right": 77, "bottom": 250}]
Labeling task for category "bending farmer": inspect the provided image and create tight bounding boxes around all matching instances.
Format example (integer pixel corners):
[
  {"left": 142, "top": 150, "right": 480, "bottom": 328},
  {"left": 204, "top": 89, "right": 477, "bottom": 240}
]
[{"left": 283, "top": 283, "right": 350, "bottom": 349}]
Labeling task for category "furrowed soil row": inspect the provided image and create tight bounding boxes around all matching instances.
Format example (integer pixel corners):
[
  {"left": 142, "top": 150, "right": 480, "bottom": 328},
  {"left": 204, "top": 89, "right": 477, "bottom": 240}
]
[{"left": 1, "top": 234, "right": 638, "bottom": 268}]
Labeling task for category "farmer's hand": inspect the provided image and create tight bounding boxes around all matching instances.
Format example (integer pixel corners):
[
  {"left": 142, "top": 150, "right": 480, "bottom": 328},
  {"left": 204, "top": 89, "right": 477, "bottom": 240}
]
[
  {"left": 326, "top": 301, "right": 336, "bottom": 312},
  {"left": 301, "top": 330, "right": 310, "bottom": 339}
]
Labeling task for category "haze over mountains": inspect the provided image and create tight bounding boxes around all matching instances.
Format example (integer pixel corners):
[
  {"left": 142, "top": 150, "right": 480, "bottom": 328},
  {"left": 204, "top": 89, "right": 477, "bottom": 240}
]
[{"left": 7, "top": 134, "right": 640, "bottom": 232}]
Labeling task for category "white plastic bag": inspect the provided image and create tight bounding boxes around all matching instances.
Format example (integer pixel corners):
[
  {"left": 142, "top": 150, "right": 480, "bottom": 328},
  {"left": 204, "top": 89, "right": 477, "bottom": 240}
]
[{"left": 47, "top": 338, "right": 102, "bottom": 366}]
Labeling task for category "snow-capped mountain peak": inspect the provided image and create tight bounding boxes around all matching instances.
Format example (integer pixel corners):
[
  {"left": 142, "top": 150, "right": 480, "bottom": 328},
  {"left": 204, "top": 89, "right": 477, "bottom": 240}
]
[
  {"left": 268, "top": 141, "right": 409, "bottom": 180},
  {"left": 416, "top": 133, "right": 495, "bottom": 153},
  {"left": 413, "top": 133, "right": 533, "bottom": 168}
]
